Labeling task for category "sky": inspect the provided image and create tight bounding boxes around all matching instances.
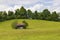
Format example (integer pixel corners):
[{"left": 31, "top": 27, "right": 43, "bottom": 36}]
[{"left": 0, "top": 0, "right": 60, "bottom": 12}]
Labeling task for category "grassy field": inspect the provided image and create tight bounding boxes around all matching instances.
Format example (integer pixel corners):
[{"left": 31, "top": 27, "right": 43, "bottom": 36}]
[{"left": 0, "top": 19, "right": 60, "bottom": 40}]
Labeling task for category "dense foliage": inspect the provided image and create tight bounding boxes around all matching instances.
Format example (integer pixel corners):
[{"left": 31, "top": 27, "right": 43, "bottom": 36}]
[
  {"left": 0, "top": 6, "right": 60, "bottom": 22},
  {"left": 12, "top": 20, "right": 28, "bottom": 29},
  {"left": 12, "top": 21, "right": 18, "bottom": 29},
  {"left": 22, "top": 20, "right": 28, "bottom": 29}
]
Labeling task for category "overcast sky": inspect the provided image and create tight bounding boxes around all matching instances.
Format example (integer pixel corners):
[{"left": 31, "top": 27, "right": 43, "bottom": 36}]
[{"left": 0, "top": 0, "right": 60, "bottom": 12}]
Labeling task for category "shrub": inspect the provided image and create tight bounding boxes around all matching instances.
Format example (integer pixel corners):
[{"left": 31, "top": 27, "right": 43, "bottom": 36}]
[
  {"left": 12, "top": 21, "right": 18, "bottom": 29},
  {"left": 22, "top": 20, "right": 28, "bottom": 29},
  {"left": 12, "top": 20, "right": 28, "bottom": 29}
]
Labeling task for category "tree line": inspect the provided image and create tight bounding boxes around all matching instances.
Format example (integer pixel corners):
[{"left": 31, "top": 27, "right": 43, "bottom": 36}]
[{"left": 0, "top": 6, "right": 60, "bottom": 22}]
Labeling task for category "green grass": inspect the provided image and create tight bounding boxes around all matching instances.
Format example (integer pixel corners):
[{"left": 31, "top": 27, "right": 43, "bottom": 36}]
[{"left": 0, "top": 19, "right": 60, "bottom": 40}]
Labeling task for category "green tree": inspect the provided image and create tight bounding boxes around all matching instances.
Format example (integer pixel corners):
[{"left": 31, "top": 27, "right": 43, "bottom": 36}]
[
  {"left": 51, "top": 11, "right": 59, "bottom": 21},
  {"left": 7, "top": 11, "right": 15, "bottom": 20},
  {"left": 19, "top": 6, "right": 27, "bottom": 19},
  {"left": 34, "top": 11, "right": 39, "bottom": 19},
  {"left": 0, "top": 11, "right": 3, "bottom": 22},
  {"left": 15, "top": 9, "right": 20, "bottom": 15},
  {"left": 27, "top": 9, "right": 33, "bottom": 19},
  {"left": 38, "top": 12, "right": 42, "bottom": 19},
  {"left": 2, "top": 11, "right": 7, "bottom": 20},
  {"left": 15, "top": 9, "right": 20, "bottom": 19},
  {"left": 8, "top": 11, "right": 14, "bottom": 16},
  {"left": 40, "top": 9, "right": 51, "bottom": 20},
  {"left": 57, "top": 13, "right": 60, "bottom": 20}
]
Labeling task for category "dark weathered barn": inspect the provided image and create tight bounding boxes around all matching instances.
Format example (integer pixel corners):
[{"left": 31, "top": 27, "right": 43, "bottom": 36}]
[{"left": 16, "top": 23, "right": 25, "bottom": 29}]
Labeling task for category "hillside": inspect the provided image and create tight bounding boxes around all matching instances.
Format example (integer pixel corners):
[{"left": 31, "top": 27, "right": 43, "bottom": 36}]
[{"left": 0, "top": 19, "right": 60, "bottom": 40}]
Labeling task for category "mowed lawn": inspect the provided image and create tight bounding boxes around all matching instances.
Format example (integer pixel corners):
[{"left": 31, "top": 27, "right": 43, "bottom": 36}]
[{"left": 0, "top": 19, "right": 60, "bottom": 40}]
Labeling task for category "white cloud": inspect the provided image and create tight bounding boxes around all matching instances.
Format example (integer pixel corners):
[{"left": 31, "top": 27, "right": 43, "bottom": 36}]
[
  {"left": 0, "top": 0, "right": 44, "bottom": 12},
  {"left": 0, "top": 4, "right": 22, "bottom": 12},
  {"left": 51, "top": 0, "right": 60, "bottom": 12},
  {"left": 0, "top": 0, "right": 60, "bottom": 12},
  {"left": 53, "top": 7, "right": 60, "bottom": 12},
  {"left": 26, "top": 4, "right": 44, "bottom": 12},
  {"left": 0, "top": 0, "right": 40, "bottom": 5},
  {"left": 0, "top": 0, "right": 41, "bottom": 12},
  {"left": 5, "top": 5, "right": 22, "bottom": 12},
  {"left": 0, "top": 5, "right": 9, "bottom": 11}
]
